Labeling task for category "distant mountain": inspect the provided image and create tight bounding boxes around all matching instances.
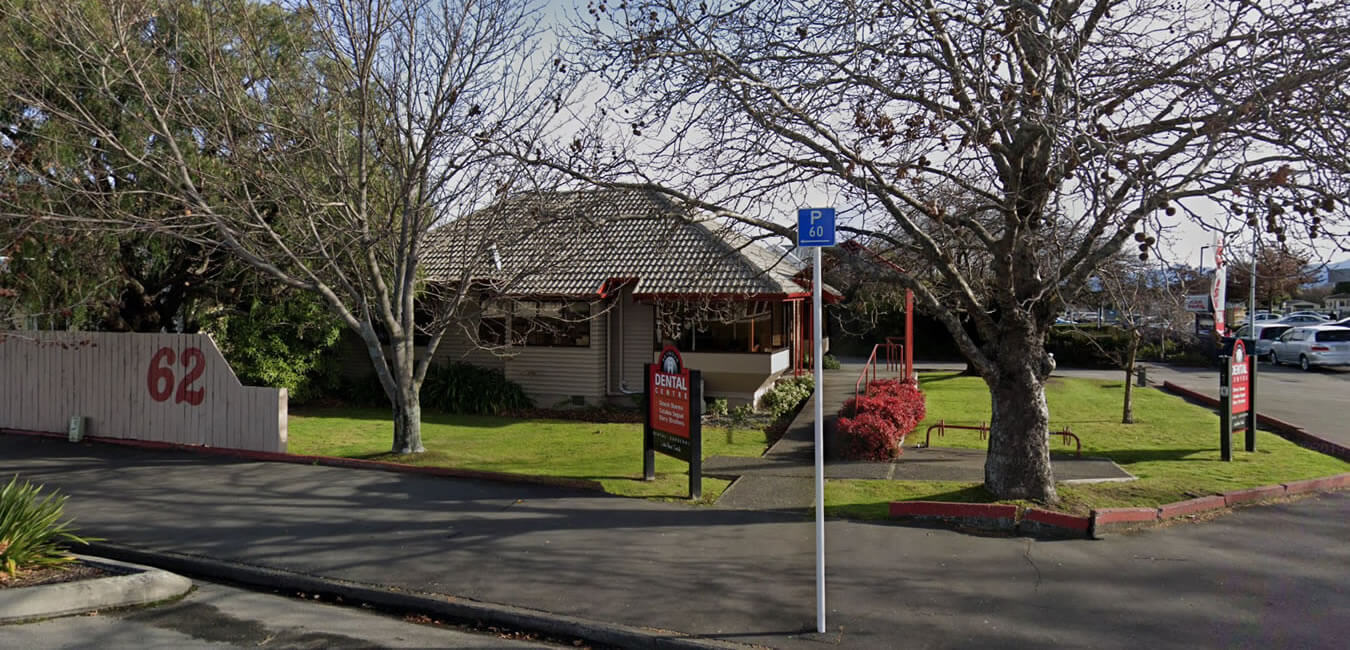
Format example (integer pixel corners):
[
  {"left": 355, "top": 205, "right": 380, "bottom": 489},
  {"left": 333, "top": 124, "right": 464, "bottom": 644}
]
[{"left": 1303, "top": 258, "right": 1350, "bottom": 286}]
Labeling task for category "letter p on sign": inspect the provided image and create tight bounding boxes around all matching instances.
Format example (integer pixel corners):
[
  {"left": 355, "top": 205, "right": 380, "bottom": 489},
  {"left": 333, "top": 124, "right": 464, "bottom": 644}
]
[{"left": 797, "top": 208, "right": 836, "bottom": 247}]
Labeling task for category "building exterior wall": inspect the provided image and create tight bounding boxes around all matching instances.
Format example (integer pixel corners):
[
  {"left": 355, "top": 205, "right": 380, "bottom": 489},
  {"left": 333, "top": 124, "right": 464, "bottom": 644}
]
[
  {"left": 503, "top": 315, "right": 607, "bottom": 407},
  {"left": 333, "top": 295, "right": 811, "bottom": 411},
  {"left": 619, "top": 290, "right": 656, "bottom": 394}
]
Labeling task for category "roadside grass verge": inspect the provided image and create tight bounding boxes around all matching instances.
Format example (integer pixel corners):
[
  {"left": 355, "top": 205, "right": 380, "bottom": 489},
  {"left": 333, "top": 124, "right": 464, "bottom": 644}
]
[
  {"left": 287, "top": 408, "right": 770, "bottom": 503},
  {"left": 825, "top": 372, "right": 1350, "bottom": 517}
]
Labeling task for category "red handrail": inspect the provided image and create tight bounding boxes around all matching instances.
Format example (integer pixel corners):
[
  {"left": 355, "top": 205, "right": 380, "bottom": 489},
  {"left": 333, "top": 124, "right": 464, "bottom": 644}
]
[{"left": 854, "top": 340, "right": 907, "bottom": 400}]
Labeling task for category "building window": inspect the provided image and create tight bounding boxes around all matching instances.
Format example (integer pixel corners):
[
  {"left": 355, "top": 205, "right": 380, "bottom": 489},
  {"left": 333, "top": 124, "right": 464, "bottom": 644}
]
[
  {"left": 663, "top": 301, "right": 785, "bottom": 353},
  {"left": 479, "top": 300, "right": 592, "bottom": 348}
]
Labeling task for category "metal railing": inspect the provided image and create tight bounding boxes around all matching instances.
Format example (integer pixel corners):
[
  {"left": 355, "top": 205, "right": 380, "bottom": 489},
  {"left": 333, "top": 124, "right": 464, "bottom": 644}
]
[
  {"left": 854, "top": 340, "right": 906, "bottom": 400},
  {"left": 921, "top": 420, "right": 1082, "bottom": 457}
]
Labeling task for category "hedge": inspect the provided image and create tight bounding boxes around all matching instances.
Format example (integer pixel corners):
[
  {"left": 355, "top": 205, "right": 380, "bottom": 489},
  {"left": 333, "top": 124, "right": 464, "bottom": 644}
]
[{"left": 837, "top": 379, "right": 927, "bottom": 461}]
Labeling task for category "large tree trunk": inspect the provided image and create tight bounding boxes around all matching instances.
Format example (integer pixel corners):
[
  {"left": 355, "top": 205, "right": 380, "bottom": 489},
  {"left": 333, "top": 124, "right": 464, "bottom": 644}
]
[
  {"left": 392, "top": 388, "right": 424, "bottom": 454},
  {"left": 982, "top": 330, "right": 1058, "bottom": 503},
  {"left": 388, "top": 343, "right": 425, "bottom": 454},
  {"left": 363, "top": 329, "right": 426, "bottom": 455}
]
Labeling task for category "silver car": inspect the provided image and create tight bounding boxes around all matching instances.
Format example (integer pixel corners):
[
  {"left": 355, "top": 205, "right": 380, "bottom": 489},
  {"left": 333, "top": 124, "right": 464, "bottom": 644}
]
[
  {"left": 1232, "top": 323, "right": 1293, "bottom": 358},
  {"left": 1269, "top": 325, "right": 1350, "bottom": 370}
]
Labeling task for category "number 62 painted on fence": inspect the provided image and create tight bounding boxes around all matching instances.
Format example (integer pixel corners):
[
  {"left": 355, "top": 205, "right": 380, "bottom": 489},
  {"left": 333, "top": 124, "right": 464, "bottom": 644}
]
[{"left": 147, "top": 346, "right": 207, "bottom": 406}]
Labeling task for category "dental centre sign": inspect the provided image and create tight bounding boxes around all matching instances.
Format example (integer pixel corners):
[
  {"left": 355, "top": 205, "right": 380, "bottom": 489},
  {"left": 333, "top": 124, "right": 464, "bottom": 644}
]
[{"left": 643, "top": 345, "right": 703, "bottom": 499}]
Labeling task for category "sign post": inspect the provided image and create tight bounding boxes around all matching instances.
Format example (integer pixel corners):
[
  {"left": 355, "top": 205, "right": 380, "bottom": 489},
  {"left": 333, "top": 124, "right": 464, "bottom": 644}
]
[
  {"left": 797, "top": 207, "right": 834, "bottom": 635},
  {"left": 1219, "top": 339, "right": 1252, "bottom": 462},
  {"left": 643, "top": 345, "right": 702, "bottom": 499}
]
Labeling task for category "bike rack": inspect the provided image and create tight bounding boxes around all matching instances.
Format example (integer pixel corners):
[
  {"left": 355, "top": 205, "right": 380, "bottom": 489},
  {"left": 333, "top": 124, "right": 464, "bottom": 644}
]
[{"left": 922, "top": 420, "right": 1082, "bottom": 457}]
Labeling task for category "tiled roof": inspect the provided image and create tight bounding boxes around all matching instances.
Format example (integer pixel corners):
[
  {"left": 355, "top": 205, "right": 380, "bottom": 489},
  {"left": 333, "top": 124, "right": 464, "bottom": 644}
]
[{"left": 423, "top": 189, "right": 818, "bottom": 298}]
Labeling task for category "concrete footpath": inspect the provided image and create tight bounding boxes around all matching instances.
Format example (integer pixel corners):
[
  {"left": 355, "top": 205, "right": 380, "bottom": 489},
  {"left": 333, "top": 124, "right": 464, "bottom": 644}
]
[
  {"left": 3, "top": 578, "right": 554, "bottom": 648},
  {"left": 1, "top": 435, "right": 1347, "bottom": 649}
]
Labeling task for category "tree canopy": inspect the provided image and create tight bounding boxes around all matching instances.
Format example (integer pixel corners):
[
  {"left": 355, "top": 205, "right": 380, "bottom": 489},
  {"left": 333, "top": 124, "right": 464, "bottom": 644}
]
[{"left": 538, "top": 0, "right": 1350, "bottom": 499}]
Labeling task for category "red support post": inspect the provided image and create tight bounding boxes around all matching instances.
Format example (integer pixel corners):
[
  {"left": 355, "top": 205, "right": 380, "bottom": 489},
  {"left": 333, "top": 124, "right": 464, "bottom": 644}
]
[{"left": 905, "top": 289, "right": 914, "bottom": 381}]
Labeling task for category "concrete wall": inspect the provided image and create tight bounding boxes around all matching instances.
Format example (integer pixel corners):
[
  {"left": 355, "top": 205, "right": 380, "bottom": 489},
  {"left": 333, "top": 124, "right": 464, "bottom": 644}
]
[{"left": 0, "top": 331, "right": 286, "bottom": 452}]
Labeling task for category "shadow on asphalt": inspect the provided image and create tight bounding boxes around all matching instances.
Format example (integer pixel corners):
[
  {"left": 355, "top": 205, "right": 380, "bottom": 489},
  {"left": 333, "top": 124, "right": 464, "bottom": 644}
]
[{"left": 1, "top": 434, "right": 1346, "bottom": 648}]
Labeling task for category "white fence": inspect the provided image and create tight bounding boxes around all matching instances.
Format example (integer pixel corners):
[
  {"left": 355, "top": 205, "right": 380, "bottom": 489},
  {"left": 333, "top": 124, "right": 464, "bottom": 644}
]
[{"left": 0, "top": 331, "right": 286, "bottom": 453}]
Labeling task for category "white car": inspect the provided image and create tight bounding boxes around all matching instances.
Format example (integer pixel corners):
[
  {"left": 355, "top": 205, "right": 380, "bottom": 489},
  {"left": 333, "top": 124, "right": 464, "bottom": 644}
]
[
  {"left": 1251, "top": 312, "right": 1282, "bottom": 323},
  {"left": 1277, "top": 312, "right": 1331, "bottom": 325},
  {"left": 1269, "top": 325, "right": 1350, "bottom": 370}
]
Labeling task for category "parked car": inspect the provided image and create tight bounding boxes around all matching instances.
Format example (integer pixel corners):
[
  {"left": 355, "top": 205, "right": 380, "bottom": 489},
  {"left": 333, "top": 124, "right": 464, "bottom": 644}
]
[
  {"left": 1227, "top": 323, "right": 1293, "bottom": 359},
  {"left": 1277, "top": 311, "right": 1331, "bottom": 325},
  {"left": 1328, "top": 317, "right": 1350, "bottom": 328},
  {"left": 1251, "top": 312, "right": 1282, "bottom": 323},
  {"left": 1269, "top": 325, "right": 1350, "bottom": 370}
]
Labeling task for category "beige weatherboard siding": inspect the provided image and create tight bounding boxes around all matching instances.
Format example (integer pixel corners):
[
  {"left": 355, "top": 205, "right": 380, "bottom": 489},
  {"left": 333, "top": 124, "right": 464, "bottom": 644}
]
[
  {"left": 617, "top": 288, "right": 656, "bottom": 394},
  {"left": 503, "top": 315, "right": 608, "bottom": 407},
  {"left": 0, "top": 331, "right": 286, "bottom": 453}
]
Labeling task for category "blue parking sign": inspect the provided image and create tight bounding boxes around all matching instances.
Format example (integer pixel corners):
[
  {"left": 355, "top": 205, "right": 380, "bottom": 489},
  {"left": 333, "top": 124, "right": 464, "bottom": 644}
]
[{"left": 797, "top": 208, "right": 835, "bottom": 247}]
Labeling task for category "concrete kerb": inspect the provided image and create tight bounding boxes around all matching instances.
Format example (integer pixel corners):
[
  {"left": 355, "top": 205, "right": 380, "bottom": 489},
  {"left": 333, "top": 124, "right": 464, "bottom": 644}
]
[
  {"left": 0, "top": 555, "right": 192, "bottom": 624},
  {"left": 1018, "top": 508, "right": 1091, "bottom": 539},
  {"left": 0, "top": 428, "right": 605, "bottom": 493},
  {"left": 1157, "top": 495, "right": 1226, "bottom": 520},
  {"left": 887, "top": 502, "right": 1019, "bottom": 533},
  {"left": 890, "top": 472, "right": 1350, "bottom": 539},
  {"left": 1089, "top": 507, "right": 1159, "bottom": 538},
  {"left": 81, "top": 542, "right": 748, "bottom": 650}
]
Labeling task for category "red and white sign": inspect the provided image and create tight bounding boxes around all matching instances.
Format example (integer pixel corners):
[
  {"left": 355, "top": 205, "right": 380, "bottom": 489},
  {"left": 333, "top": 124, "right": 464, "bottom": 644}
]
[
  {"left": 1210, "top": 238, "right": 1227, "bottom": 335},
  {"left": 1231, "top": 339, "right": 1249, "bottom": 415},
  {"left": 649, "top": 346, "right": 691, "bottom": 439},
  {"left": 1184, "top": 295, "right": 1210, "bottom": 313}
]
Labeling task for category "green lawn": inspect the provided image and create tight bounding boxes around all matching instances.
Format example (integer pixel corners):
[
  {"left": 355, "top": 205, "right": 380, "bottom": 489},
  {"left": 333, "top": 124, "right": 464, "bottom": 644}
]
[
  {"left": 825, "top": 373, "right": 1350, "bottom": 518},
  {"left": 287, "top": 408, "right": 771, "bottom": 503}
]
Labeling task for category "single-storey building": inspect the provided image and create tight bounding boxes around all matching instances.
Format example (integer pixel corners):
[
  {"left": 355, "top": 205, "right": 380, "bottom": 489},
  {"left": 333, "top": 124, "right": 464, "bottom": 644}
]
[
  {"left": 339, "top": 189, "right": 839, "bottom": 409},
  {"left": 1325, "top": 293, "right": 1350, "bottom": 318}
]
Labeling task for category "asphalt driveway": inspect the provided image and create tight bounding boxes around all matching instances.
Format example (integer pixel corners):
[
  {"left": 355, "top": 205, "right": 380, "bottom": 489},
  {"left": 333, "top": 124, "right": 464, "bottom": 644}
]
[{"left": 1, "top": 435, "right": 1346, "bottom": 649}]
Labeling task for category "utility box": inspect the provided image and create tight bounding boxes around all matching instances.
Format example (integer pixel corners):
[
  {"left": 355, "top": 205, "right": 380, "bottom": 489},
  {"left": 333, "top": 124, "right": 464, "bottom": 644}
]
[
  {"left": 67, "top": 416, "right": 85, "bottom": 442},
  {"left": 1136, "top": 367, "right": 1148, "bottom": 387}
]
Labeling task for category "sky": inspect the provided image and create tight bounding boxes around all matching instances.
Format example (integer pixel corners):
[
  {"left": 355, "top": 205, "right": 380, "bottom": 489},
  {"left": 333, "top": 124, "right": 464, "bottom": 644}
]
[{"left": 534, "top": 1, "right": 1346, "bottom": 278}]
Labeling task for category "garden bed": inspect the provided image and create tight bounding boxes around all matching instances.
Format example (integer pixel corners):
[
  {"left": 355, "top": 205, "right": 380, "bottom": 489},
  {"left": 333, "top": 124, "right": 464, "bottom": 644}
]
[{"left": 0, "top": 562, "right": 108, "bottom": 590}]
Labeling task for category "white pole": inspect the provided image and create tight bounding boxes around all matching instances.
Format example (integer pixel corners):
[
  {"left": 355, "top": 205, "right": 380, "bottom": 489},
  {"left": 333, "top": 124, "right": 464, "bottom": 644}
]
[{"left": 813, "top": 246, "right": 825, "bottom": 634}]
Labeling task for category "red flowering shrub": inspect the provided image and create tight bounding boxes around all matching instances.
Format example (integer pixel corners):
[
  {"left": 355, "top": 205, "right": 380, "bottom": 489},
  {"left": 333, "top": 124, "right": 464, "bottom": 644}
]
[{"left": 836, "top": 379, "right": 926, "bottom": 461}]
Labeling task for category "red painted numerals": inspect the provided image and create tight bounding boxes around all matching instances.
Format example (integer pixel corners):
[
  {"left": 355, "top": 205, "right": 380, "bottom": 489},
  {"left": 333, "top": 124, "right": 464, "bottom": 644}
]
[{"left": 146, "top": 346, "right": 207, "bottom": 406}]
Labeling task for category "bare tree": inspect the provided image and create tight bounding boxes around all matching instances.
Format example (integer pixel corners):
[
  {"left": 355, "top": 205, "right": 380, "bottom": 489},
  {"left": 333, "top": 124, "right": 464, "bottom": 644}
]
[
  {"left": 0, "top": 0, "right": 560, "bottom": 453},
  {"left": 533, "top": 0, "right": 1350, "bottom": 501},
  {"left": 1073, "top": 254, "right": 1186, "bottom": 423}
]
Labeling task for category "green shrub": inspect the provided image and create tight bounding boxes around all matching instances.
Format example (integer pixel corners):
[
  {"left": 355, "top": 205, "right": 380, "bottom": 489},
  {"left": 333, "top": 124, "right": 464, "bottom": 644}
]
[
  {"left": 421, "top": 362, "right": 533, "bottom": 415},
  {"left": 0, "top": 476, "right": 94, "bottom": 576},
  {"left": 207, "top": 294, "right": 343, "bottom": 403},
  {"left": 707, "top": 398, "right": 729, "bottom": 417},
  {"left": 822, "top": 354, "right": 842, "bottom": 370},
  {"left": 759, "top": 375, "right": 815, "bottom": 419}
]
